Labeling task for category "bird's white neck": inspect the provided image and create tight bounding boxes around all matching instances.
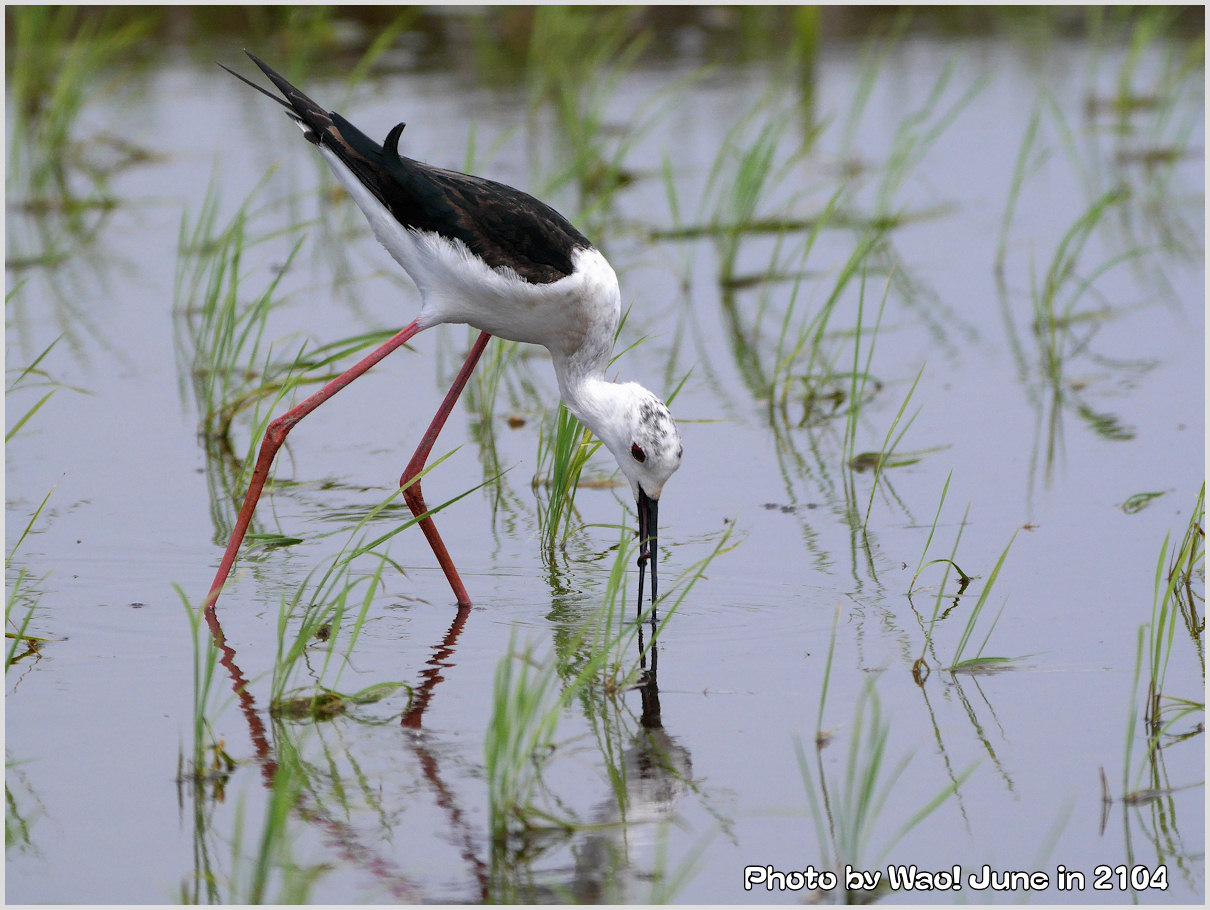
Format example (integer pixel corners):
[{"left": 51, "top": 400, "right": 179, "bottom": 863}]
[
  {"left": 552, "top": 360, "right": 619, "bottom": 445},
  {"left": 553, "top": 363, "right": 682, "bottom": 505}
]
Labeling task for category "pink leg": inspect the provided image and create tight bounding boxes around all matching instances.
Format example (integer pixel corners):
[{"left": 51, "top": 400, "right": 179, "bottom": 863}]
[
  {"left": 400, "top": 331, "right": 492, "bottom": 608},
  {"left": 205, "top": 321, "right": 424, "bottom": 611}
]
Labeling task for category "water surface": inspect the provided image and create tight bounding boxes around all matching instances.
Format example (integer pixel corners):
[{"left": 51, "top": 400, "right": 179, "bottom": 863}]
[{"left": 5, "top": 10, "right": 1204, "bottom": 904}]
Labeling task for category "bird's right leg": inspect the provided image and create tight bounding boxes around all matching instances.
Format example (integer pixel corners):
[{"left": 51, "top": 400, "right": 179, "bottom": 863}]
[
  {"left": 205, "top": 321, "right": 423, "bottom": 611},
  {"left": 400, "top": 331, "right": 492, "bottom": 609}
]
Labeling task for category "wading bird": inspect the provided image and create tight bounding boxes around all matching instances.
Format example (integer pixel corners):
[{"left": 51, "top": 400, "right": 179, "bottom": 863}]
[{"left": 207, "top": 53, "right": 682, "bottom": 613}]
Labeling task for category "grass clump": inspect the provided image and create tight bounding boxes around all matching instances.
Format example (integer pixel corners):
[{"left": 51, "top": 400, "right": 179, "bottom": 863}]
[
  {"left": 174, "top": 175, "right": 298, "bottom": 450},
  {"left": 485, "top": 635, "right": 569, "bottom": 845},
  {"left": 214, "top": 743, "right": 327, "bottom": 904},
  {"left": 175, "top": 587, "right": 236, "bottom": 810},
  {"left": 486, "top": 514, "right": 734, "bottom": 865},
  {"left": 836, "top": 273, "right": 930, "bottom": 528},
  {"left": 6, "top": 7, "right": 154, "bottom": 225},
  {"left": 1121, "top": 484, "right": 1204, "bottom": 801},
  {"left": 4, "top": 336, "right": 87, "bottom": 443},
  {"left": 946, "top": 533, "right": 1017, "bottom": 674},
  {"left": 998, "top": 155, "right": 1151, "bottom": 488},
  {"left": 800, "top": 609, "right": 977, "bottom": 899},
  {"left": 5, "top": 489, "right": 56, "bottom": 671},
  {"left": 264, "top": 480, "right": 478, "bottom": 720},
  {"left": 4, "top": 336, "right": 79, "bottom": 669},
  {"left": 260, "top": 443, "right": 493, "bottom": 717},
  {"left": 907, "top": 476, "right": 1020, "bottom": 679},
  {"left": 174, "top": 175, "right": 409, "bottom": 548},
  {"left": 532, "top": 404, "right": 600, "bottom": 555},
  {"left": 524, "top": 6, "right": 653, "bottom": 214}
]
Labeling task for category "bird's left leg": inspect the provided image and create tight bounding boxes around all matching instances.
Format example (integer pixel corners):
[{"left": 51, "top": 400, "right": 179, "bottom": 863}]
[
  {"left": 205, "top": 322, "right": 422, "bottom": 612},
  {"left": 400, "top": 331, "right": 492, "bottom": 608}
]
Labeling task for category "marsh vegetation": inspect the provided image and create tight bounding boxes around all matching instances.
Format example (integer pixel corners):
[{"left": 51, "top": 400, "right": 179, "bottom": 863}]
[{"left": 5, "top": 6, "right": 1204, "bottom": 903}]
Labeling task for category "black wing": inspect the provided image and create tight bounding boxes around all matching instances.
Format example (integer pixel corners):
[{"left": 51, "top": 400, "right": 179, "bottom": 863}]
[{"left": 230, "top": 52, "right": 591, "bottom": 284}]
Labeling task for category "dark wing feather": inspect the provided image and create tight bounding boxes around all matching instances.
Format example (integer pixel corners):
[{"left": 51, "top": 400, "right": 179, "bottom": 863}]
[{"left": 236, "top": 52, "right": 590, "bottom": 284}]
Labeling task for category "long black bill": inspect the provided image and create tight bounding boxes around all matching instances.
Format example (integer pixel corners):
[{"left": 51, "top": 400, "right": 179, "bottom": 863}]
[{"left": 636, "top": 487, "right": 659, "bottom": 621}]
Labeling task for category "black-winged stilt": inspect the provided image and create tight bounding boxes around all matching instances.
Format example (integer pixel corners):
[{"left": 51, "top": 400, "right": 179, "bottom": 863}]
[{"left": 206, "top": 52, "right": 682, "bottom": 613}]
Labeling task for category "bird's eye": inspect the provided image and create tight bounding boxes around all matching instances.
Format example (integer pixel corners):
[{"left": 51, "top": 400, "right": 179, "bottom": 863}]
[{"left": 631, "top": 443, "right": 646, "bottom": 463}]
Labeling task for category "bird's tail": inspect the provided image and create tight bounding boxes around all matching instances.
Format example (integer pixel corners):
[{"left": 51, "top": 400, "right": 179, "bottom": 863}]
[{"left": 220, "top": 51, "right": 405, "bottom": 209}]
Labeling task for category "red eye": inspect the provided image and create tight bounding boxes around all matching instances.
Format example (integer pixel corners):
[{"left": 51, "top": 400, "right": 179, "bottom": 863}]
[{"left": 631, "top": 443, "right": 646, "bottom": 463}]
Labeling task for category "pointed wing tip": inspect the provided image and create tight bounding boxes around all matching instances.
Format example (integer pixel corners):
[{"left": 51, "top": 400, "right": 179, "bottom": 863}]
[
  {"left": 217, "top": 56, "right": 292, "bottom": 110},
  {"left": 242, "top": 51, "right": 293, "bottom": 95}
]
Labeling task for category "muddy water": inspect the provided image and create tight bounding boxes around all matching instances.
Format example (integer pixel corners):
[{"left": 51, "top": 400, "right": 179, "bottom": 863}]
[{"left": 6, "top": 17, "right": 1203, "bottom": 904}]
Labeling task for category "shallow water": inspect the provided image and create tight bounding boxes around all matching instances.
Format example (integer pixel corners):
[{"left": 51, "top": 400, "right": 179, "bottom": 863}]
[{"left": 6, "top": 11, "right": 1204, "bottom": 904}]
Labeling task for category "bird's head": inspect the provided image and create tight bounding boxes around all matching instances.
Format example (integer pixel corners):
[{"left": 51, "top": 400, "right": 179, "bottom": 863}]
[
  {"left": 592, "top": 383, "right": 681, "bottom": 611},
  {"left": 561, "top": 378, "right": 682, "bottom": 611},
  {"left": 594, "top": 382, "right": 682, "bottom": 507}
]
